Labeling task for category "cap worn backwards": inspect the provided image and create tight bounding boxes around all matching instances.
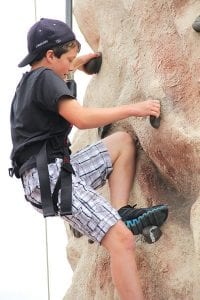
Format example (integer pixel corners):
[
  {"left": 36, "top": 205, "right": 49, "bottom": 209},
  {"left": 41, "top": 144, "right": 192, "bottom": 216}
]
[{"left": 18, "top": 18, "right": 77, "bottom": 68}]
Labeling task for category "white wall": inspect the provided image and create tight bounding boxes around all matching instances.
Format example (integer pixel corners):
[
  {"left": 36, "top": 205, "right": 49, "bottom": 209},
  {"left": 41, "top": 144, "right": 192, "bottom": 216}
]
[{"left": 0, "top": 1, "right": 91, "bottom": 299}]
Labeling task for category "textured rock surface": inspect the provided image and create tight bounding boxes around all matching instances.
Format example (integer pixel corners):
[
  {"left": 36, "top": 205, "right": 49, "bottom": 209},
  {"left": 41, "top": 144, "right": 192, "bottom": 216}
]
[{"left": 64, "top": 1, "right": 200, "bottom": 299}]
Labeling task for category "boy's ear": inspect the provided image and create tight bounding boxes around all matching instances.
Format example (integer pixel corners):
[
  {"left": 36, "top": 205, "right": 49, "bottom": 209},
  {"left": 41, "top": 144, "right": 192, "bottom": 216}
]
[{"left": 46, "top": 50, "right": 55, "bottom": 62}]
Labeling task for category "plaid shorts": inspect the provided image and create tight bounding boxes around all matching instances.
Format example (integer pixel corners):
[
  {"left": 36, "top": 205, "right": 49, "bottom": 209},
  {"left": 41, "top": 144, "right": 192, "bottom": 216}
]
[{"left": 22, "top": 141, "right": 120, "bottom": 243}]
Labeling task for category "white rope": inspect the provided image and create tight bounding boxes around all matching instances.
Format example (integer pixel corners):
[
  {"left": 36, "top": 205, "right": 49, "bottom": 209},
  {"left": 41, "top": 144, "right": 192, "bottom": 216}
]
[
  {"left": 45, "top": 218, "right": 51, "bottom": 300},
  {"left": 33, "top": 1, "right": 51, "bottom": 299},
  {"left": 34, "top": 0, "right": 37, "bottom": 21}
]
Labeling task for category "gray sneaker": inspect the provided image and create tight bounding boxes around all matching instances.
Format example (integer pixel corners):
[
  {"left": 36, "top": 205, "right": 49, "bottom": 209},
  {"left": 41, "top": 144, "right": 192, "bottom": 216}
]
[{"left": 118, "top": 204, "right": 168, "bottom": 235}]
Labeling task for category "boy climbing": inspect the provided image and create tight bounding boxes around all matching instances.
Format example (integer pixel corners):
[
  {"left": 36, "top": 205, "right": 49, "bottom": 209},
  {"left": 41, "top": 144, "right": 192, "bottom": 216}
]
[{"left": 9, "top": 18, "right": 168, "bottom": 300}]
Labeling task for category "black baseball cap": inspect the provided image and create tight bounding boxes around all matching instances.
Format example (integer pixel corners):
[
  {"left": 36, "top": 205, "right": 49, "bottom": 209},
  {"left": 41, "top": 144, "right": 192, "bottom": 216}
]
[{"left": 18, "top": 18, "right": 79, "bottom": 67}]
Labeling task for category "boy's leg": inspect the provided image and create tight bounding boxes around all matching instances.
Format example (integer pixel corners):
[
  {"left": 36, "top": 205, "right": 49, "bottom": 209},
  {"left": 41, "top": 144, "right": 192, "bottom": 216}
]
[
  {"left": 102, "top": 131, "right": 136, "bottom": 210},
  {"left": 101, "top": 220, "right": 144, "bottom": 300},
  {"left": 102, "top": 132, "right": 168, "bottom": 234}
]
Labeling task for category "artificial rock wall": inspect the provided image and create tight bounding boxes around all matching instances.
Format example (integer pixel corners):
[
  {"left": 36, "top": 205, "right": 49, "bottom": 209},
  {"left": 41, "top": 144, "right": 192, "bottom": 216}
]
[{"left": 64, "top": 1, "right": 200, "bottom": 299}]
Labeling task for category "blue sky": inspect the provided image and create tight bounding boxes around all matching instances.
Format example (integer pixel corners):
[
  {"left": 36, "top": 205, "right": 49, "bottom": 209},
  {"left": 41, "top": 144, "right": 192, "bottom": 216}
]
[{"left": 0, "top": 1, "right": 91, "bottom": 299}]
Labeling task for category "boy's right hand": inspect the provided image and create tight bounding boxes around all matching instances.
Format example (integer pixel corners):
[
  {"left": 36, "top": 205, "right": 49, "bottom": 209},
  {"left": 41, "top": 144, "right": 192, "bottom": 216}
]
[{"left": 131, "top": 99, "right": 160, "bottom": 118}]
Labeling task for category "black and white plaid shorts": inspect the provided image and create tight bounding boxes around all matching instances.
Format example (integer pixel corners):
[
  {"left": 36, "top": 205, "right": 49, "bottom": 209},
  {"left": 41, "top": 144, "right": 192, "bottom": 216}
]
[{"left": 22, "top": 141, "right": 120, "bottom": 243}]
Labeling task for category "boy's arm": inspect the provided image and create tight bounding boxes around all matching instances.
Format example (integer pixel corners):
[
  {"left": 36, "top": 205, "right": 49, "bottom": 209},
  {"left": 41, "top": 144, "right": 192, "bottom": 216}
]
[{"left": 58, "top": 98, "right": 160, "bottom": 129}]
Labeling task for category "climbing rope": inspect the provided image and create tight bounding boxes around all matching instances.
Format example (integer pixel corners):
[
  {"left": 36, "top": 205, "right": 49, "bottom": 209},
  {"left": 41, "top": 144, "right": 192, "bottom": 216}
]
[
  {"left": 34, "top": 0, "right": 37, "bottom": 22},
  {"left": 44, "top": 217, "right": 51, "bottom": 300},
  {"left": 33, "top": 1, "right": 51, "bottom": 299}
]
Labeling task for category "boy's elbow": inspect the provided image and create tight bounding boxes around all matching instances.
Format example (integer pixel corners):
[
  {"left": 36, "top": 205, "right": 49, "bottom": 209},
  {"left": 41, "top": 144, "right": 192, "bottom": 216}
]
[{"left": 74, "top": 119, "right": 88, "bottom": 129}]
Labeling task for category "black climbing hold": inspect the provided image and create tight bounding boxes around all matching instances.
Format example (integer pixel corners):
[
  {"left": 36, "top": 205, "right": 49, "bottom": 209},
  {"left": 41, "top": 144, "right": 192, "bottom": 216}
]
[
  {"left": 88, "top": 239, "right": 94, "bottom": 244},
  {"left": 142, "top": 225, "right": 162, "bottom": 244},
  {"left": 69, "top": 225, "right": 83, "bottom": 238},
  {"left": 98, "top": 124, "right": 112, "bottom": 139},
  {"left": 192, "top": 15, "right": 200, "bottom": 32},
  {"left": 150, "top": 116, "right": 161, "bottom": 129},
  {"left": 84, "top": 53, "right": 102, "bottom": 74}
]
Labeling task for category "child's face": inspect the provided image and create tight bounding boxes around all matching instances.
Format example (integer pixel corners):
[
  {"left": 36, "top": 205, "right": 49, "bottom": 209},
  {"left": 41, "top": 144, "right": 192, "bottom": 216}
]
[{"left": 51, "top": 46, "right": 78, "bottom": 79}]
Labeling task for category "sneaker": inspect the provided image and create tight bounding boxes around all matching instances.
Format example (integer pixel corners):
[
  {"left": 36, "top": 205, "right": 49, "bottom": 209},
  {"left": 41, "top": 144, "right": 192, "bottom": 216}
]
[
  {"left": 118, "top": 204, "right": 168, "bottom": 235},
  {"left": 192, "top": 15, "right": 200, "bottom": 32}
]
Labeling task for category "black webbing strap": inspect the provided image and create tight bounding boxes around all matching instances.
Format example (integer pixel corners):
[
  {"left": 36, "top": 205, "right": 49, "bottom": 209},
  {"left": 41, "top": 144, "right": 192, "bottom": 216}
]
[
  {"left": 52, "top": 145, "right": 74, "bottom": 216},
  {"left": 36, "top": 139, "right": 74, "bottom": 217},
  {"left": 36, "top": 142, "right": 56, "bottom": 217},
  {"left": 60, "top": 154, "right": 74, "bottom": 216}
]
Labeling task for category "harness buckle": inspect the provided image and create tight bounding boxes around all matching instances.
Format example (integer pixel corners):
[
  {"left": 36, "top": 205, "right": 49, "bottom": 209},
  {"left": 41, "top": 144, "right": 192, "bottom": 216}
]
[
  {"left": 62, "top": 161, "right": 74, "bottom": 173},
  {"left": 8, "top": 167, "right": 14, "bottom": 177}
]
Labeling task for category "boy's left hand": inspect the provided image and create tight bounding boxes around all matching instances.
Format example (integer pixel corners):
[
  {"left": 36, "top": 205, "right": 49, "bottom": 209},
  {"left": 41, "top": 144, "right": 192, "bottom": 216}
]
[{"left": 72, "top": 52, "right": 101, "bottom": 72}]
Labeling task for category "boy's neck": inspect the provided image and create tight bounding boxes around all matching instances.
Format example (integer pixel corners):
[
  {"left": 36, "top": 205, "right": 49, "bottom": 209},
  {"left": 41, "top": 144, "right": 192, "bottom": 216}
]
[{"left": 31, "top": 59, "right": 48, "bottom": 70}]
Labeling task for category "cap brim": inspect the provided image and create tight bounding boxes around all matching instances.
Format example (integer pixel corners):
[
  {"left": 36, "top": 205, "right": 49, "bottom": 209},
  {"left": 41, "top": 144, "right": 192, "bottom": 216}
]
[
  {"left": 18, "top": 38, "right": 81, "bottom": 67},
  {"left": 18, "top": 52, "right": 38, "bottom": 68}
]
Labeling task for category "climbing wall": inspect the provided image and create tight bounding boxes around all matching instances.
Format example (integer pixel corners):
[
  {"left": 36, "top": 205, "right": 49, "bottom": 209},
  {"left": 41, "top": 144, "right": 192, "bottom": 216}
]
[{"left": 64, "top": 1, "right": 200, "bottom": 299}]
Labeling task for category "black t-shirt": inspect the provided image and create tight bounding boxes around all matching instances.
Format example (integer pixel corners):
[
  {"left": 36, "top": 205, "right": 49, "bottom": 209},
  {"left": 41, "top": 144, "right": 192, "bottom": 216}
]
[{"left": 10, "top": 67, "right": 75, "bottom": 169}]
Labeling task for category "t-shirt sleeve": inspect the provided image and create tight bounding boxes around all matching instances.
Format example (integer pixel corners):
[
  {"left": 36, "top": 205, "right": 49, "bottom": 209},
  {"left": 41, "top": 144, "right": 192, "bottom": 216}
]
[{"left": 34, "top": 69, "right": 75, "bottom": 112}]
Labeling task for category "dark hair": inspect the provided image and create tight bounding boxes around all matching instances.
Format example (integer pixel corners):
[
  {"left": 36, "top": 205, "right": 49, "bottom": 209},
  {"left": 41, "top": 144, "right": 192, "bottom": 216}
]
[{"left": 31, "top": 40, "right": 81, "bottom": 65}]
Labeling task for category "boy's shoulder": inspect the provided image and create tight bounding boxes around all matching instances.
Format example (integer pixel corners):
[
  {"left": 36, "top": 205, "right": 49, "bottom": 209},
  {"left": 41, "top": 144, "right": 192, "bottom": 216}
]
[{"left": 22, "top": 67, "right": 59, "bottom": 85}]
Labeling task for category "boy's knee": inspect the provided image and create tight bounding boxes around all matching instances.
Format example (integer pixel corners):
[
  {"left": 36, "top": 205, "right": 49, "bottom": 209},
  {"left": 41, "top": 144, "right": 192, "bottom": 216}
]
[
  {"left": 108, "top": 131, "right": 135, "bottom": 155},
  {"left": 116, "top": 227, "right": 136, "bottom": 252},
  {"left": 113, "top": 131, "right": 134, "bottom": 146},
  {"left": 102, "top": 221, "right": 136, "bottom": 253}
]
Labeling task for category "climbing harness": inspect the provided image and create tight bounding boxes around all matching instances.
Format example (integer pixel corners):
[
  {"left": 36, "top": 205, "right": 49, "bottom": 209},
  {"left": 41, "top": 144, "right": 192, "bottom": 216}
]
[{"left": 9, "top": 132, "right": 74, "bottom": 217}]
